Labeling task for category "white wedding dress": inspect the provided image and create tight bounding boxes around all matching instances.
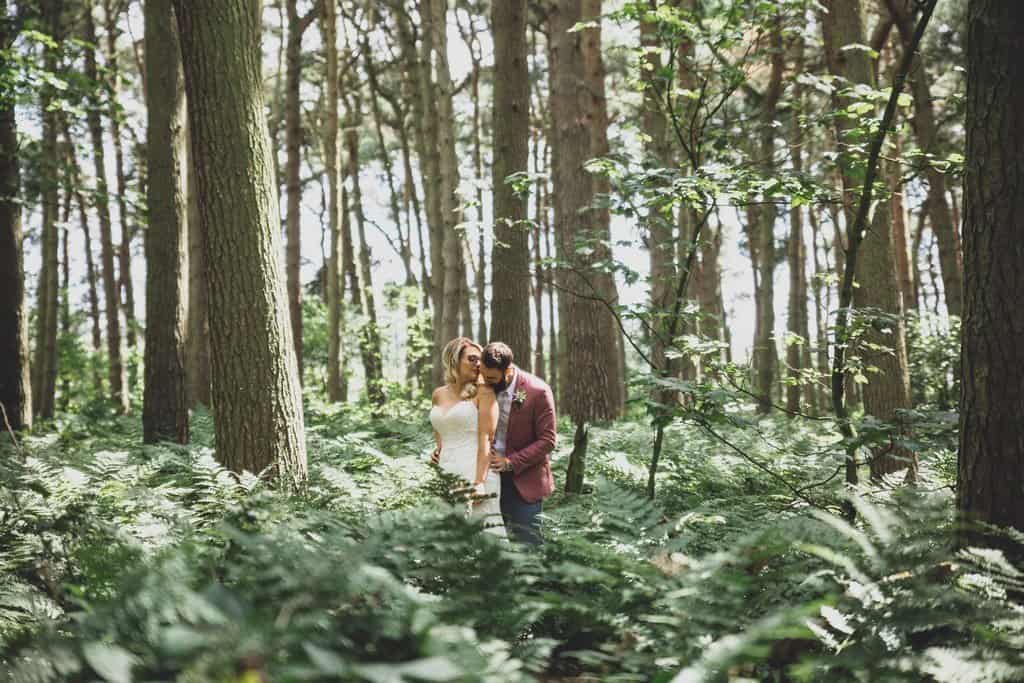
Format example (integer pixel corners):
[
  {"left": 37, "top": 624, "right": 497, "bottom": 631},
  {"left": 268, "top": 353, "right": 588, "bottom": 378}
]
[{"left": 429, "top": 400, "right": 506, "bottom": 538}]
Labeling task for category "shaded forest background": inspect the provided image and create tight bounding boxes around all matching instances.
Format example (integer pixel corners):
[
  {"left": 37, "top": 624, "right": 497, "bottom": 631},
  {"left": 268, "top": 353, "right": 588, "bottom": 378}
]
[{"left": 4, "top": 0, "right": 1024, "bottom": 681}]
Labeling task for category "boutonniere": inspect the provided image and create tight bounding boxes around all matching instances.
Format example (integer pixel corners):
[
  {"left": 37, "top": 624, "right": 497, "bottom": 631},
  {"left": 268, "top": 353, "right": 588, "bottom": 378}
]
[{"left": 512, "top": 389, "right": 527, "bottom": 408}]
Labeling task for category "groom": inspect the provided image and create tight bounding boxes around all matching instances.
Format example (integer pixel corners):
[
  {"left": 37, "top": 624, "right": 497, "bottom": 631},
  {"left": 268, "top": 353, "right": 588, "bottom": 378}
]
[{"left": 480, "top": 342, "right": 556, "bottom": 545}]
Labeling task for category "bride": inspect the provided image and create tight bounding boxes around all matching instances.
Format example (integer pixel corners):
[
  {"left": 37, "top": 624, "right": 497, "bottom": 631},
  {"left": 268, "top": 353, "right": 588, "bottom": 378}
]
[{"left": 429, "top": 337, "right": 506, "bottom": 537}]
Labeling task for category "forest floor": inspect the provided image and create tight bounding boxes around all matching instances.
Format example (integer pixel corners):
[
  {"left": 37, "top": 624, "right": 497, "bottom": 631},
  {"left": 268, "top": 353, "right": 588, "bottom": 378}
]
[{"left": 2, "top": 395, "right": 1022, "bottom": 682}]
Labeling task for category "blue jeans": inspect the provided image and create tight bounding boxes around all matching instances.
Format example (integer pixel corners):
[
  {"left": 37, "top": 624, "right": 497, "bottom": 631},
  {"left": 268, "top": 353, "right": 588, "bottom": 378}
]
[{"left": 500, "top": 472, "right": 543, "bottom": 545}]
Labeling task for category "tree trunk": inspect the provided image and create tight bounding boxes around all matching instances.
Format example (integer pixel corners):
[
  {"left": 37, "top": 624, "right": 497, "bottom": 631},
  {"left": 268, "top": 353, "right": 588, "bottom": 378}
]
[
  {"left": 322, "top": 0, "right": 345, "bottom": 403},
  {"left": 750, "top": 17, "right": 784, "bottom": 414},
  {"left": 889, "top": 134, "right": 916, "bottom": 313},
  {"left": 958, "top": 0, "right": 1024, "bottom": 537},
  {"left": 103, "top": 0, "right": 138, "bottom": 351},
  {"left": 532, "top": 132, "right": 546, "bottom": 379},
  {"left": 890, "top": 0, "right": 962, "bottom": 318},
  {"left": 0, "top": 5, "right": 32, "bottom": 430},
  {"left": 430, "top": 0, "right": 462, "bottom": 350},
  {"left": 32, "top": 0, "right": 62, "bottom": 420},
  {"left": 174, "top": 0, "right": 307, "bottom": 484},
  {"left": 185, "top": 124, "right": 212, "bottom": 408},
  {"left": 786, "top": 43, "right": 810, "bottom": 415},
  {"left": 343, "top": 100, "right": 384, "bottom": 405},
  {"left": 822, "top": 0, "right": 915, "bottom": 481},
  {"left": 284, "top": 0, "right": 316, "bottom": 376},
  {"left": 550, "top": 0, "right": 623, "bottom": 479},
  {"left": 641, "top": 5, "right": 677, "bottom": 395},
  {"left": 490, "top": 0, "right": 532, "bottom": 360},
  {"left": 63, "top": 121, "right": 104, "bottom": 395},
  {"left": 143, "top": 0, "right": 189, "bottom": 444},
  {"left": 83, "top": 0, "right": 128, "bottom": 412}
]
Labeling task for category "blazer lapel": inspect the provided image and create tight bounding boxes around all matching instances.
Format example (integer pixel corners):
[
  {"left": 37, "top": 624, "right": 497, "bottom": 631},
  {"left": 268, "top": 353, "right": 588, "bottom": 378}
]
[{"left": 506, "top": 367, "right": 531, "bottom": 448}]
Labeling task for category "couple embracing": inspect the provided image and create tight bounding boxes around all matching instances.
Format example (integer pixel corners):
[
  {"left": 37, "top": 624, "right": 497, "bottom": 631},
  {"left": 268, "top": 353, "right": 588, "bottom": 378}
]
[{"left": 430, "top": 339, "right": 556, "bottom": 544}]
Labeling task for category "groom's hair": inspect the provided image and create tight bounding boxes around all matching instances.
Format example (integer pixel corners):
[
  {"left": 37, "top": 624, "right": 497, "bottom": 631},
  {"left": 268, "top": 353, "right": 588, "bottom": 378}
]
[{"left": 482, "top": 342, "right": 514, "bottom": 371}]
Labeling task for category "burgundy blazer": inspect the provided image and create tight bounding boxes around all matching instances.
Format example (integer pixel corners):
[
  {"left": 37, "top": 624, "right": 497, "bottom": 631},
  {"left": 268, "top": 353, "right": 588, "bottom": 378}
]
[{"left": 504, "top": 367, "right": 556, "bottom": 503}]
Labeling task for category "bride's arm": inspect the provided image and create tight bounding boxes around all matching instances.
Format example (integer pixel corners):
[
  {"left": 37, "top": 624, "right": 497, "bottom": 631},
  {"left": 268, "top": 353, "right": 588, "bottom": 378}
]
[{"left": 475, "top": 385, "right": 498, "bottom": 485}]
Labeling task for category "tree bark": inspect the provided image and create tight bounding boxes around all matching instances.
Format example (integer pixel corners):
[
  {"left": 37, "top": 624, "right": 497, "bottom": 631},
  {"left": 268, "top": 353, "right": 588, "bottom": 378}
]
[
  {"left": 958, "top": 0, "right": 1024, "bottom": 537},
  {"left": 430, "top": 0, "right": 463, "bottom": 350},
  {"left": 143, "top": 0, "right": 189, "bottom": 444},
  {"left": 284, "top": 0, "right": 316, "bottom": 376},
  {"left": 83, "top": 0, "right": 128, "bottom": 412},
  {"left": 750, "top": 16, "right": 784, "bottom": 414},
  {"left": 889, "top": 0, "right": 962, "bottom": 318},
  {"left": 322, "top": 0, "right": 345, "bottom": 402},
  {"left": 32, "top": 0, "right": 62, "bottom": 420},
  {"left": 786, "top": 40, "right": 811, "bottom": 415},
  {"left": 174, "top": 0, "right": 307, "bottom": 484},
  {"left": 0, "top": 3, "right": 32, "bottom": 430},
  {"left": 343, "top": 100, "right": 385, "bottom": 406},
  {"left": 490, "top": 0, "right": 532, "bottom": 360},
  {"left": 185, "top": 122, "right": 212, "bottom": 408},
  {"left": 102, "top": 0, "right": 138, "bottom": 351}
]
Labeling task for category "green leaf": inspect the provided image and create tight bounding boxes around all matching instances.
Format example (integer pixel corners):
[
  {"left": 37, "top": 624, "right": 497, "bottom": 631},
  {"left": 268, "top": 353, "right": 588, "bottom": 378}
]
[{"left": 82, "top": 642, "right": 135, "bottom": 683}]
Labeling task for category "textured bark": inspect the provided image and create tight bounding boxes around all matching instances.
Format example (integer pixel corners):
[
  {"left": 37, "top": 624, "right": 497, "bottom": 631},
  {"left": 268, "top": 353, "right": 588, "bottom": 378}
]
[
  {"left": 62, "top": 121, "right": 104, "bottom": 393},
  {"left": 822, "top": 0, "right": 915, "bottom": 480},
  {"left": 958, "top": 0, "right": 1024, "bottom": 536},
  {"left": 343, "top": 103, "right": 384, "bottom": 406},
  {"left": 103, "top": 0, "right": 137, "bottom": 350},
  {"left": 0, "top": 5, "right": 32, "bottom": 430},
  {"left": 749, "top": 17, "right": 784, "bottom": 414},
  {"left": 889, "top": 134, "right": 916, "bottom": 312},
  {"left": 889, "top": 0, "right": 962, "bottom": 318},
  {"left": 532, "top": 133, "right": 545, "bottom": 379},
  {"left": 322, "top": 0, "right": 345, "bottom": 402},
  {"left": 430, "top": 0, "right": 462, "bottom": 349},
  {"left": 185, "top": 125, "right": 211, "bottom": 408},
  {"left": 641, "top": 7, "right": 677, "bottom": 390},
  {"left": 490, "top": 0, "right": 532, "bottom": 360},
  {"left": 284, "top": 0, "right": 316, "bottom": 376},
  {"left": 32, "top": 0, "right": 62, "bottom": 420},
  {"left": 143, "top": 0, "right": 188, "bottom": 444},
  {"left": 550, "top": 0, "right": 623, "bottom": 427},
  {"left": 83, "top": 0, "right": 128, "bottom": 412},
  {"left": 405, "top": 1, "right": 445, "bottom": 386},
  {"left": 174, "top": 0, "right": 307, "bottom": 484},
  {"left": 786, "top": 43, "right": 811, "bottom": 415}
]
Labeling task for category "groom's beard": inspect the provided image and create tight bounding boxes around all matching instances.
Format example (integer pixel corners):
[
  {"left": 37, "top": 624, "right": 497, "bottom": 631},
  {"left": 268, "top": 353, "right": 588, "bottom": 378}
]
[{"left": 490, "top": 376, "right": 509, "bottom": 394}]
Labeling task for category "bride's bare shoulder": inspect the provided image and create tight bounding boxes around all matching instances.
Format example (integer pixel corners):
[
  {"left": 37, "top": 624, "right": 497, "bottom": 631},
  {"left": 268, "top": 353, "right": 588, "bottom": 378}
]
[{"left": 431, "top": 386, "right": 449, "bottom": 404}]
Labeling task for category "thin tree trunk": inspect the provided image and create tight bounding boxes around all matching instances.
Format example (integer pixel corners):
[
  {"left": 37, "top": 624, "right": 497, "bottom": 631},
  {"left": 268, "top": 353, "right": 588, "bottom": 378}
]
[
  {"left": 185, "top": 123, "right": 211, "bottom": 408},
  {"left": 786, "top": 39, "right": 810, "bottom": 415},
  {"left": 284, "top": 0, "right": 317, "bottom": 377},
  {"left": 143, "top": 0, "right": 188, "bottom": 444},
  {"left": 532, "top": 131, "right": 546, "bottom": 379},
  {"left": 343, "top": 104, "right": 385, "bottom": 406},
  {"left": 889, "top": 0, "right": 962, "bottom": 318},
  {"left": 490, "top": 0, "right": 532, "bottom": 360},
  {"left": 889, "top": 134, "right": 916, "bottom": 313},
  {"left": 323, "top": 0, "right": 345, "bottom": 402},
  {"left": 32, "top": 0, "right": 62, "bottom": 420},
  {"left": 63, "top": 121, "right": 104, "bottom": 394},
  {"left": 84, "top": 0, "right": 128, "bottom": 412},
  {"left": 0, "top": 3, "right": 32, "bottom": 429},
  {"left": 103, "top": 0, "right": 137, "bottom": 351},
  {"left": 174, "top": 0, "right": 307, "bottom": 484}
]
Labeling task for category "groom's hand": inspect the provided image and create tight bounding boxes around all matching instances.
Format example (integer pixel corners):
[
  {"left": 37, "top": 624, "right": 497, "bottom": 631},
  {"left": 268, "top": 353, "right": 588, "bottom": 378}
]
[
  {"left": 430, "top": 446, "right": 441, "bottom": 466},
  {"left": 489, "top": 453, "right": 511, "bottom": 473}
]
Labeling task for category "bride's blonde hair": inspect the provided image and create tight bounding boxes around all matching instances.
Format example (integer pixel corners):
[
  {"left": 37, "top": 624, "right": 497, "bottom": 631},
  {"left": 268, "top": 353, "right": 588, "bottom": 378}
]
[{"left": 442, "top": 337, "right": 481, "bottom": 400}]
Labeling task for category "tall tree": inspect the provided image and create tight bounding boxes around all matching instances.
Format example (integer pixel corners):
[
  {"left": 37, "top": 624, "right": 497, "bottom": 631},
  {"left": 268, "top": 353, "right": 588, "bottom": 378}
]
[
  {"left": 322, "top": 0, "right": 345, "bottom": 402},
  {"left": 31, "top": 0, "right": 62, "bottom": 420},
  {"left": 786, "top": 36, "right": 811, "bottom": 415},
  {"left": 174, "top": 0, "right": 307, "bottom": 484},
  {"left": 102, "top": 0, "right": 137, "bottom": 350},
  {"left": 431, "top": 0, "right": 463, "bottom": 348},
  {"left": 822, "top": 0, "right": 915, "bottom": 481},
  {"left": 888, "top": 0, "right": 962, "bottom": 318},
  {"left": 550, "top": 0, "right": 623, "bottom": 494},
  {"left": 490, "top": 0, "right": 532, "bottom": 359},
  {"left": 143, "top": 0, "right": 188, "bottom": 444},
  {"left": 185, "top": 124, "right": 212, "bottom": 408},
  {"left": 748, "top": 15, "right": 784, "bottom": 414},
  {"left": 83, "top": 0, "right": 128, "bottom": 412},
  {"left": 958, "top": 0, "right": 1024, "bottom": 536},
  {"left": 284, "top": 0, "right": 318, "bottom": 376},
  {"left": 0, "top": 0, "right": 32, "bottom": 431}
]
